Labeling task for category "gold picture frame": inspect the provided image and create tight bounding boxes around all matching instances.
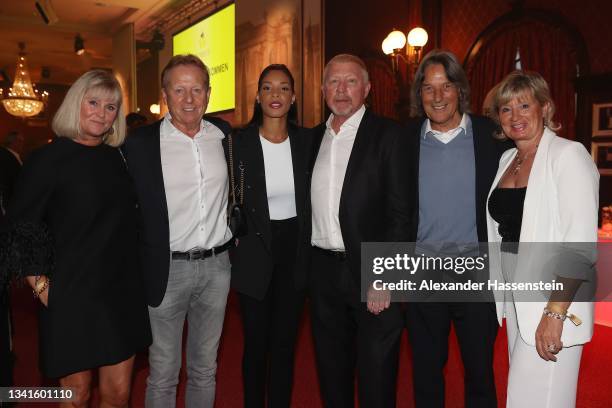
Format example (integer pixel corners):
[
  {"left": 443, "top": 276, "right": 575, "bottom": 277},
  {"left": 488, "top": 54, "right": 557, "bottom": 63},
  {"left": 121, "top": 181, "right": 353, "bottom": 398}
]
[
  {"left": 592, "top": 141, "right": 612, "bottom": 175},
  {"left": 592, "top": 103, "right": 612, "bottom": 137}
]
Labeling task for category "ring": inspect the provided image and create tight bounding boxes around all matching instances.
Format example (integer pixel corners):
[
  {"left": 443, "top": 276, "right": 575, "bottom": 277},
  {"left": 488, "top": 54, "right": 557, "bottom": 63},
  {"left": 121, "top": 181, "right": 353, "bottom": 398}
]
[{"left": 547, "top": 344, "right": 557, "bottom": 352}]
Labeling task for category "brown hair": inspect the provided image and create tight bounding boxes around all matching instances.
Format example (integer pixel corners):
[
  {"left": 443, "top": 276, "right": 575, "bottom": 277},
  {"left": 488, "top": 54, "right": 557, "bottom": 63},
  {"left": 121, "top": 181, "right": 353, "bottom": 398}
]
[{"left": 410, "top": 49, "right": 471, "bottom": 117}]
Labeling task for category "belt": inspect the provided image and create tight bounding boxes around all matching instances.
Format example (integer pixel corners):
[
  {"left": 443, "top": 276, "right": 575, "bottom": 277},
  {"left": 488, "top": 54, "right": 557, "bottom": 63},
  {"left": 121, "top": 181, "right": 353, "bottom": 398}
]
[
  {"left": 172, "top": 240, "right": 234, "bottom": 261},
  {"left": 313, "top": 246, "right": 348, "bottom": 261}
]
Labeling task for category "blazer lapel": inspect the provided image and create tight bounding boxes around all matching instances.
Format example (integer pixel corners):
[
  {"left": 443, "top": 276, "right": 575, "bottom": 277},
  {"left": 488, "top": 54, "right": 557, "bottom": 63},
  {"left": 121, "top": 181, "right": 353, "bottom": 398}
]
[
  {"left": 471, "top": 115, "right": 498, "bottom": 241},
  {"left": 519, "top": 128, "right": 553, "bottom": 242},
  {"left": 149, "top": 121, "right": 170, "bottom": 226},
  {"left": 289, "top": 127, "right": 306, "bottom": 223},
  {"left": 243, "top": 128, "right": 272, "bottom": 245},
  {"left": 310, "top": 124, "right": 325, "bottom": 171},
  {"left": 339, "top": 109, "right": 373, "bottom": 219}
]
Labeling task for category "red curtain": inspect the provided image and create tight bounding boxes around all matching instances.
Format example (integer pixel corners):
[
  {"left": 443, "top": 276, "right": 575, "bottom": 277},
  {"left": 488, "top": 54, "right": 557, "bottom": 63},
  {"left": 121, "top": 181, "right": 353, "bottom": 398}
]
[
  {"left": 466, "top": 19, "right": 579, "bottom": 139},
  {"left": 364, "top": 58, "right": 399, "bottom": 120}
]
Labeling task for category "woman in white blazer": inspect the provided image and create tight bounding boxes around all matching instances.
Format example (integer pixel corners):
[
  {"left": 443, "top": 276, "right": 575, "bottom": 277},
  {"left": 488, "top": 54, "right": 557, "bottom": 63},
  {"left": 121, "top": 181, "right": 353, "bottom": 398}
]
[{"left": 485, "top": 71, "right": 599, "bottom": 408}]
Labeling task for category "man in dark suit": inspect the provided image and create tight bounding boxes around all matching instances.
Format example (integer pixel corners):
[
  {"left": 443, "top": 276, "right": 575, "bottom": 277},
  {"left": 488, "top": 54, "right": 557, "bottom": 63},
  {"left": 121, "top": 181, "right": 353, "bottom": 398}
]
[
  {"left": 404, "top": 50, "right": 509, "bottom": 408},
  {"left": 0, "top": 131, "right": 23, "bottom": 395},
  {"left": 0, "top": 131, "right": 23, "bottom": 216},
  {"left": 309, "top": 54, "right": 412, "bottom": 408},
  {"left": 122, "top": 55, "right": 233, "bottom": 408}
]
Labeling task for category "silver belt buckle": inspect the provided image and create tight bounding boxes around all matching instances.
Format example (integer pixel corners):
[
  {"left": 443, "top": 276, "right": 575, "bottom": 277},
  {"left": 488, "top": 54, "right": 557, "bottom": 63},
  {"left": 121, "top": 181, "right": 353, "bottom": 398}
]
[{"left": 188, "top": 248, "right": 203, "bottom": 260}]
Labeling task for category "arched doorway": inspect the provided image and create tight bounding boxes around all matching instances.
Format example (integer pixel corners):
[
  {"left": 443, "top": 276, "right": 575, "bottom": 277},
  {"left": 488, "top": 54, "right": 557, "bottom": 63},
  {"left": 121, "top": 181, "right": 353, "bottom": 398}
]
[{"left": 464, "top": 9, "right": 589, "bottom": 139}]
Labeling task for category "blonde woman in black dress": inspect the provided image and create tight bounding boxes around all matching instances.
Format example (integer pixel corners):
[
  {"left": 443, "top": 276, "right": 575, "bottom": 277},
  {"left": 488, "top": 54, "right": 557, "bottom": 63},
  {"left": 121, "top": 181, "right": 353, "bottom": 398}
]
[{"left": 2, "top": 70, "right": 151, "bottom": 408}]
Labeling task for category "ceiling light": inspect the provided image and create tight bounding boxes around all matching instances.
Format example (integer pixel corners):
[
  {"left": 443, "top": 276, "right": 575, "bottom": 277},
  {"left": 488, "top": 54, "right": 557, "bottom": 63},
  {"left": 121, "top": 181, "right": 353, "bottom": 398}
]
[
  {"left": 0, "top": 43, "right": 49, "bottom": 118},
  {"left": 75, "top": 34, "right": 85, "bottom": 56}
]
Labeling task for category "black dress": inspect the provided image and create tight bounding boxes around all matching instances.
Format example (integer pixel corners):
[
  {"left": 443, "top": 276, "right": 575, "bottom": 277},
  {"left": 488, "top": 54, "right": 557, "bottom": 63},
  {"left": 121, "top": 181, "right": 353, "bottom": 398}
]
[{"left": 3, "top": 137, "right": 151, "bottom": 378}]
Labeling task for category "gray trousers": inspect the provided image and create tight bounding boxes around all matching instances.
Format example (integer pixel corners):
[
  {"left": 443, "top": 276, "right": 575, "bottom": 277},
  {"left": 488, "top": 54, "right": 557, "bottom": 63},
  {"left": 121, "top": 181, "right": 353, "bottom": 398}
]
[{"left": 145, "top": 252, "right": 231, "bottom": 408}]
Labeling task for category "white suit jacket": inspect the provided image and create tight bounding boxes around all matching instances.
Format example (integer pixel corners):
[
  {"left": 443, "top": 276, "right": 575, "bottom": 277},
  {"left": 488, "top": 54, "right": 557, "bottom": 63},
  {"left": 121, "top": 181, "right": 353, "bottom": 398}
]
[{"left": 486, "top": 127, "right": 599, "bottom": 347}]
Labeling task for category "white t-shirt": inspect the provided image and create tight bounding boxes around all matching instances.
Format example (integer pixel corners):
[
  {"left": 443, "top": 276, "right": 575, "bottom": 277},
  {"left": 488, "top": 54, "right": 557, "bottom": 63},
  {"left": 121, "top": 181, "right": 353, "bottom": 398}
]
[{"left": 259, "top": 135, "right": 297, "bottom": 220}]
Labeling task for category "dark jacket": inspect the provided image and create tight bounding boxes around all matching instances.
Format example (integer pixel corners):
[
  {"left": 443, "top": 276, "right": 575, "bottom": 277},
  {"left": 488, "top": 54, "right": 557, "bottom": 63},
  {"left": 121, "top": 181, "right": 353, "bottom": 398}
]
[
  {"left": 0, "top": 147, "right": 21, "bottom": 221},
  {"left": 230, "top": 124, "right": 312, "bottom": 300},
  {"left": 122, "top": 116, "right": 232, "bottom": 307},
  {"left": 309, "top": 109, "right": 414, "bottom": 284}
]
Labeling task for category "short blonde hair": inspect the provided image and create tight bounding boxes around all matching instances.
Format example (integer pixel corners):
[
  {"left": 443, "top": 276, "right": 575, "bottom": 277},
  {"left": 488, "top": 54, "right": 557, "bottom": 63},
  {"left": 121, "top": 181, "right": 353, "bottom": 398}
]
[
  {"left": 52, "top": 70, "right": 126, "bottom": 147},
  {"left": 486, "top": 70, "right": 560, "bottom": 136}
]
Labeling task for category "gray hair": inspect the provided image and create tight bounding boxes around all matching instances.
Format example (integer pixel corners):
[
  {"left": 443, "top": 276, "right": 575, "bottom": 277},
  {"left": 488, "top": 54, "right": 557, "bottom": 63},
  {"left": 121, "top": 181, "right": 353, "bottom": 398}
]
[
  {"left": 52, "top": 70, "right": 126, "bottom": 147},
  {"left": 410, "top": 49, "right": 471, "bottom": 117},
  {"left": 323, "top": 54, "right": 369, "bottom": 84}
]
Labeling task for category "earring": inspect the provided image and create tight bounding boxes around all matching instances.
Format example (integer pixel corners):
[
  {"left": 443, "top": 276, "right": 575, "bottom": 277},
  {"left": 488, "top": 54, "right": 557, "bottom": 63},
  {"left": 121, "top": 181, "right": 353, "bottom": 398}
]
[{"left": 107, "top": 126, "right": 115, "bottom": 136}]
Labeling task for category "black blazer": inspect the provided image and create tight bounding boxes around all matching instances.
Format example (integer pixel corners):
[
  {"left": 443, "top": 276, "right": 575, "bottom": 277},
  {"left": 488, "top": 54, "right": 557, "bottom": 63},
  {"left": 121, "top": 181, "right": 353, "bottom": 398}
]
[
  {"left": 230, "top": 124, "right": 312, "bottom": 300},
  {"left": 122, "top": 116, "right": 232, "bottom": 307},
  {"left": 0, "top": 147, "right": 21, "bottom": 222},
  {"left": 309, "top": 109, "right": 413, "bottom": 283},
  {"left": 405, "top": 114, "right": 512, "bottom": 242}
]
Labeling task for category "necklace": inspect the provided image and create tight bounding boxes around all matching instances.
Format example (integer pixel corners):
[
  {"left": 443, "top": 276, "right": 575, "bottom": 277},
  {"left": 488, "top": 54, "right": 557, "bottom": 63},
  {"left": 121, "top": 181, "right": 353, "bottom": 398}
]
[{"left": 511, "top": 146, "right": 538, "bottom": 175}]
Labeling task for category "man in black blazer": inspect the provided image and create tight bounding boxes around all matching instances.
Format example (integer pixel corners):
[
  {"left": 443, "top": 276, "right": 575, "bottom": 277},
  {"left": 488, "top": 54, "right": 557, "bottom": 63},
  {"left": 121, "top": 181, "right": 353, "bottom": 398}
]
[
  {"left": 0, "top": 131, "right": 23, "bottom": 395},
  {"left": 309, "top": 54, "right": 412, "bottom": 408},
  {"left": 404, "top": 50, "right": 510, "bottom": 408},
  {"left": 122, "top": 55, "right": 233, "bottom": 408}
]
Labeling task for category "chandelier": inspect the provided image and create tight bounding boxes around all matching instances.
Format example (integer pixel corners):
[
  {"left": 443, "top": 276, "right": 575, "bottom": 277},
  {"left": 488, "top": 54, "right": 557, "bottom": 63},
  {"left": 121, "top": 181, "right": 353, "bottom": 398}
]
[{"left": 1, "top": 43, "right": 49, "bottom": 118}]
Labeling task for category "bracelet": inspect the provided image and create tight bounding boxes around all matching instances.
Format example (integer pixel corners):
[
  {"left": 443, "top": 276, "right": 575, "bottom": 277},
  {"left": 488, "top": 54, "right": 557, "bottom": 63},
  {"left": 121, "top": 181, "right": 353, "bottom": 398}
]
[
  {"left": 543, "top": 308, "right": 566, "bottom": 321},
  {"left": 543, "top": 308, "right": 582, "bottom": 326},
  {"left": 33, "top": 276, "right": 49, "bottom": 298}
]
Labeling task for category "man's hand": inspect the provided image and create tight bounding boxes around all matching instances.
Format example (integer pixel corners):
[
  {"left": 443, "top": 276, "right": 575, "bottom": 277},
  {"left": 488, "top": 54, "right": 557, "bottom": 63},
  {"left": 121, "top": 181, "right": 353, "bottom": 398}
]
[{"left": 367, "top": 286, "right": 390, "bottom": 315}]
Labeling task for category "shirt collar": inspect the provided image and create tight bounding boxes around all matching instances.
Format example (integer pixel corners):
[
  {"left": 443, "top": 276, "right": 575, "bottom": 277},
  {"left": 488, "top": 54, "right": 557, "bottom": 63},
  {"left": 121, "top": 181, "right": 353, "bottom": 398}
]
[
  {"left": 424, "top": 113, "right": 468, "bottom": 140},
  {"left": 161, "top": 113, "right": 206, "bottom": 139},
  {"left": 325, "top": 104, "right": 366, "bottom": 134}
]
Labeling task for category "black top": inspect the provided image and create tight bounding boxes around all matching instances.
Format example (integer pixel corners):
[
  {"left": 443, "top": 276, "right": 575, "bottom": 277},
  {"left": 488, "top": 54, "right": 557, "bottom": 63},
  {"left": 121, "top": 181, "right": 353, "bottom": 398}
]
[
  {"left": 4, "top": 137, "right": 151, "bottom": 378},
  {"left": 488, "top": 187, "right": 527, "bottom": 245}
]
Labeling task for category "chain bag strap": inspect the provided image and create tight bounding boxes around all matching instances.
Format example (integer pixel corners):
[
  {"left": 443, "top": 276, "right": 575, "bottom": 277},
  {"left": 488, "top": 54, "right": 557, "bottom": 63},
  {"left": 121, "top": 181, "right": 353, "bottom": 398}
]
[{"left": 227, "top": 132, "right": 247, "bottom": 237}]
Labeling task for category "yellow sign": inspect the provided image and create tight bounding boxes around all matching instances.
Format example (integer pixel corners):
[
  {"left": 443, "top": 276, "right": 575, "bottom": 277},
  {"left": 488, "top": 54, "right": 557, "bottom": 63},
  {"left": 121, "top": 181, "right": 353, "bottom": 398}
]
[{"left": 173, "top": 3, "right": 235, "bottom": 113}]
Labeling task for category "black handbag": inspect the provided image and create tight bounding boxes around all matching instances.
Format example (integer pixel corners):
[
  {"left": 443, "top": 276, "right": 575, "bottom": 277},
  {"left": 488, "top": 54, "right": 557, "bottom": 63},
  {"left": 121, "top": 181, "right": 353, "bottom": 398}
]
[{"left": 228, "top": 132, "right": 247, "bottom": 237}]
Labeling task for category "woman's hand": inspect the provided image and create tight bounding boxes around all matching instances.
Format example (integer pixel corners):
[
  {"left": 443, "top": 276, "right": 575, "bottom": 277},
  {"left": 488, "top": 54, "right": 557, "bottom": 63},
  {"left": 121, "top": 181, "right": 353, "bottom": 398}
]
[
  {"left": 26, "top": 275, "right": 50, "bottom": 307},
  {"left": 535, "top": 313, "right": 563, "bottom": 361},
  {"left": 38, "top": 284, "right": 49, "bottom": 307}
]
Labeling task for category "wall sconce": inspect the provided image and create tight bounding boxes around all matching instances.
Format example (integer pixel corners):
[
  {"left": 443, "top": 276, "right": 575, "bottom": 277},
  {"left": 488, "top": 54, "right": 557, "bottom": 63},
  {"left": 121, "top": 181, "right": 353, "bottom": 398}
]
[
  {"left": 149, "top": 103, "right": 160, "bottom": 115},
  {"left": 382, "top": 27, "right": 428, "bottom": 79},
  {"left": 74, "top": 34, "right": 85, "bottom": 56}
]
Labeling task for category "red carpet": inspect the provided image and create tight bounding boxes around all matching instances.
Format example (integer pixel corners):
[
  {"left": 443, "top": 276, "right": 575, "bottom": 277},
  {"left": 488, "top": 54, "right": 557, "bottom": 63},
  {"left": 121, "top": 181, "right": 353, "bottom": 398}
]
[{"left": 10, "top": 285, "right": 612, "bottom": 407}]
